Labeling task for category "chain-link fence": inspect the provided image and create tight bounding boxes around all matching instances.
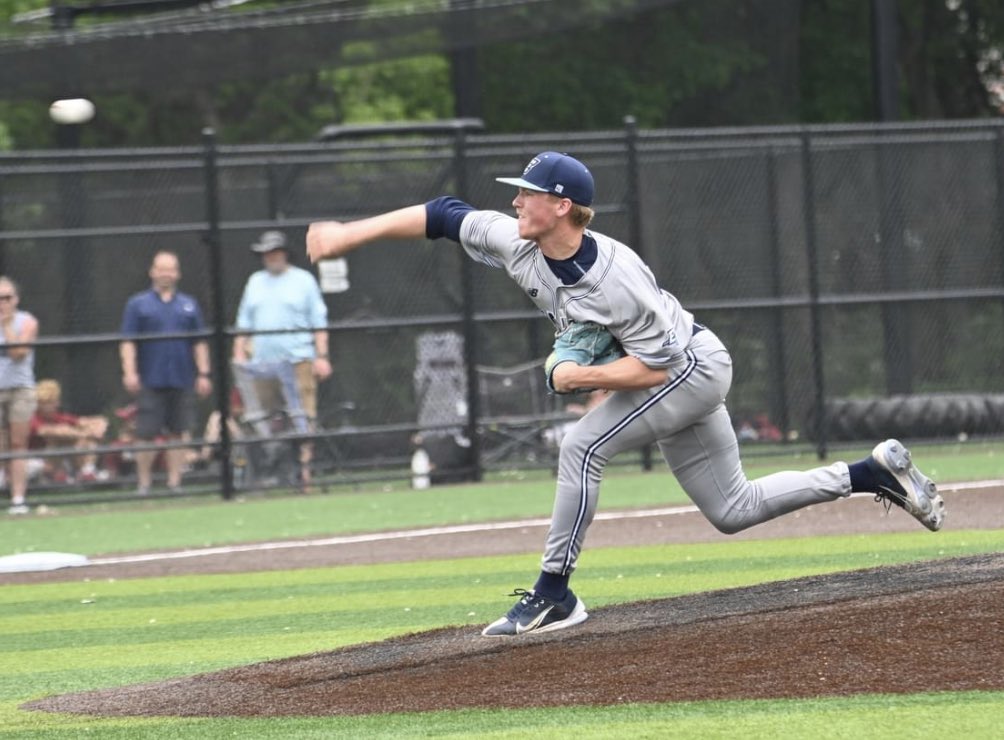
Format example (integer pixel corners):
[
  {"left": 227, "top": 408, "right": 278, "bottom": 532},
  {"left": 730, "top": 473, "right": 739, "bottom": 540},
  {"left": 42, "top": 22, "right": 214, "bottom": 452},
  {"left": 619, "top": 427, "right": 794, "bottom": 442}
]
[{"left": 2, "top": 118, "right": 1002, "bottom": 505}]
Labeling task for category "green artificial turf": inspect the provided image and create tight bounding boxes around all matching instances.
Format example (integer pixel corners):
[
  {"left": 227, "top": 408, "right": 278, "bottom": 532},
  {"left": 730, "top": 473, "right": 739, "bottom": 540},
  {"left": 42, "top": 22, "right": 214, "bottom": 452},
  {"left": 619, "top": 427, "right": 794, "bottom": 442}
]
[
  {"left": 1, "top": 441, "right": 1001, "bottom": 738},
  {"left": 2, "top": 529, "right": 1003, "bottom": 738},
  {"left": 1, "top": 440, "right": 1000, "bottom": 556}
]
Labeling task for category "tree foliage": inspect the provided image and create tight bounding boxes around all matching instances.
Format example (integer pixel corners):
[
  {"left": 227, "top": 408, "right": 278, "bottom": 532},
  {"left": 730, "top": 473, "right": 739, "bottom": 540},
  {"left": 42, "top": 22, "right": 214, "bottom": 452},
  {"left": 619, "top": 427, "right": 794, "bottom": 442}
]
[
  {"left": 1, "top": 0, "right": 1003, "bottom": 149},
  {"left": 479, "top": 1, "right": 796, "bottom": 131}
]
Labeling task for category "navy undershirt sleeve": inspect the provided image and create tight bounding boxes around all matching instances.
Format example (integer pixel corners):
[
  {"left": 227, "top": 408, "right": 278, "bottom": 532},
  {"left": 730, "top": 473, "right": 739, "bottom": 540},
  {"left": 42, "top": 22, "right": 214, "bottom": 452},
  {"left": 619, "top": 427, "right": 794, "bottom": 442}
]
[{"left": 425, "top": 196, "right": 475, "bottom": 243}]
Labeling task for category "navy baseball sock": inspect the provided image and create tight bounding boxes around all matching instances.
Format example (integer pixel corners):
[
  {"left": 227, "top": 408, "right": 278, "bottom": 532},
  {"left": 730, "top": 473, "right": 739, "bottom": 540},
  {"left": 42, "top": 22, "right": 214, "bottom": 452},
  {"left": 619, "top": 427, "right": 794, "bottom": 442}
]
[
  {"left": 848, "top": 459, "right": 880, "bottom": 493},
  {"left": 533, "top": 571, "right": 569, "bottom": 601}
]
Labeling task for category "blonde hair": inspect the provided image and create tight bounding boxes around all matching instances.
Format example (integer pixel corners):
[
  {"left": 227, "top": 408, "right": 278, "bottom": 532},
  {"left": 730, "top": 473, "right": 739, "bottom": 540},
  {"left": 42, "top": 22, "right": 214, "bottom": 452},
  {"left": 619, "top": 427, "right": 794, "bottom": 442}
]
[
  {"left": 0, "top": 276, "right": 19, "bottom": 296},
  {"left": 36, "top": 379, "right": 62, "bottom": 404},
  {"left": 569, "top": 204, "right": 595, "bottom": 228}
]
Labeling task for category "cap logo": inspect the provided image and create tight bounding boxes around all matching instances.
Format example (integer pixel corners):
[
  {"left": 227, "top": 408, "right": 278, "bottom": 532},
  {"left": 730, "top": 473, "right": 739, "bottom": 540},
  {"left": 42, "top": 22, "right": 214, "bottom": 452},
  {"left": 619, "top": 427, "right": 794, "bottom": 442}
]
[
  {"left": 523, "top": 156, "right": 542, "bottom": 176},
  {"left": 554, "top": 184, "right": 564, "bottom": 194}
]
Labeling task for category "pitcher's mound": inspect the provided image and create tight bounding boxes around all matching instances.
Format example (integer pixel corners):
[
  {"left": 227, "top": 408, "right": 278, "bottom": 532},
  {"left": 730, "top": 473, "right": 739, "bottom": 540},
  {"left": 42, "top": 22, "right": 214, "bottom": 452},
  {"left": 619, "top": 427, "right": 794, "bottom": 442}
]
[{"left": 24, "top": 553, "right": 1004, "bottom": 717}]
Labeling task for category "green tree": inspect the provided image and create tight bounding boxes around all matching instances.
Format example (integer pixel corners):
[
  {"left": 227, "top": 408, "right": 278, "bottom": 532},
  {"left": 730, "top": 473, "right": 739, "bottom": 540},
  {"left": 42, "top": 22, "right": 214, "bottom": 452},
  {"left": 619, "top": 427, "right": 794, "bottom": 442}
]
[
  {"left": 479, "top": 1, "right": 799, "bottom": 131},
  {"left": 798, "top": 0, "right": 874, "bottom": 121},
  {"left": 897, "top": 0, "right": 1003, "bottom": 118},
  {"left": 799, "top": 0, "right": 1004, "bottom": 121},
  {"left": 2, "top": 0, "right": 1004, "bottom": 148}
]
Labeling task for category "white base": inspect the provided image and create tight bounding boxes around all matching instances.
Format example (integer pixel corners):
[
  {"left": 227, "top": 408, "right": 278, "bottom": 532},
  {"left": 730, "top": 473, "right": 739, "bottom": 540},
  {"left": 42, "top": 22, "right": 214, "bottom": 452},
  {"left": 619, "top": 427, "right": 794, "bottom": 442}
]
[{"left": 0, "top": 552, "right": 90, "bottom": 573}]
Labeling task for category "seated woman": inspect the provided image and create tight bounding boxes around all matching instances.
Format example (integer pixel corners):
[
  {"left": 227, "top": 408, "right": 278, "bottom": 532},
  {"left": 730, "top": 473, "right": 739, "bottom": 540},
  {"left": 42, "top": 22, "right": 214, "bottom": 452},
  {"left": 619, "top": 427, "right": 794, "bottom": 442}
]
[{"left": 28, "top": 379, "right": 109, "bottom": 483}]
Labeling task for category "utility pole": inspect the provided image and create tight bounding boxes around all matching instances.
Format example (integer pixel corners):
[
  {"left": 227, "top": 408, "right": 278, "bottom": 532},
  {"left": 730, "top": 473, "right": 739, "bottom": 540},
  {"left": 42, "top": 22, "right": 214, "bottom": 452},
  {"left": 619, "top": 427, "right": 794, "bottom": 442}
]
[
  {"left": 871, "top": 0, "right": 899, "bottom": 121},
  {"left": 448, "top": 0, "right": 483, "bottom": 119}
]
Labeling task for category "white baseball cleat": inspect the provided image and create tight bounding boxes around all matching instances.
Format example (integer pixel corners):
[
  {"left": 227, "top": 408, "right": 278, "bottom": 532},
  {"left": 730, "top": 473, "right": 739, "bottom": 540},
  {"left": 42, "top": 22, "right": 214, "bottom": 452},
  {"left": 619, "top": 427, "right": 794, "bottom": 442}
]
[{"left": 869, "top": 439, "right": 945, "bottom": 532}]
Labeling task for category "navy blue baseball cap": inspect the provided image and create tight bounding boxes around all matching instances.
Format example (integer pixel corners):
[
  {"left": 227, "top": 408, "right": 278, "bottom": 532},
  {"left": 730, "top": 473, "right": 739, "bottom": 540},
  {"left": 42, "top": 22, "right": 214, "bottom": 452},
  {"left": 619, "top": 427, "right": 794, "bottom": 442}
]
[{"left": 496, "top": 151, "right": 595, "bottom": 207}]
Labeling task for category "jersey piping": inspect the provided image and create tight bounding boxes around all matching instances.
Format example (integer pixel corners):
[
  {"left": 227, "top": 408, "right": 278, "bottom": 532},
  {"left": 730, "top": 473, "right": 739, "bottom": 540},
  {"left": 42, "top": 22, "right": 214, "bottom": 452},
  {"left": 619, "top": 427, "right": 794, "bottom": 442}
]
[{"left": 560, "top": 349, "right": 699, "bottom": 575}]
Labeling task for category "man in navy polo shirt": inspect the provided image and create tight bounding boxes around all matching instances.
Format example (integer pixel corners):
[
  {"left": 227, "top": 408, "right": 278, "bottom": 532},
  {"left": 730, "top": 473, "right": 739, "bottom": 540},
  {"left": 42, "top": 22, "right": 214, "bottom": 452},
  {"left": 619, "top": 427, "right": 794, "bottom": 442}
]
[{"left": 120, "top": 251, "right": 212, "bottom": 495}]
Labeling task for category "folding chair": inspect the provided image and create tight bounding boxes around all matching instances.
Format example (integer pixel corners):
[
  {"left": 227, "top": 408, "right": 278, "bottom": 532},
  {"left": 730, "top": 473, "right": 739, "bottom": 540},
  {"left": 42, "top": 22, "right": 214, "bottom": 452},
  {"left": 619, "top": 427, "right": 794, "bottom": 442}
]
[{"left": 231, "top": 360, "right": 311, "bottom": 487}]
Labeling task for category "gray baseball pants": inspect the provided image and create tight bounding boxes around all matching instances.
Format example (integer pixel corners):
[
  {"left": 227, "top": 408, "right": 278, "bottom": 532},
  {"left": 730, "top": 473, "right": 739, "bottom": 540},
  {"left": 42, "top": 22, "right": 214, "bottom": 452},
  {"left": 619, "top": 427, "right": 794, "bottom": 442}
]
[{"left": 543, "top": 328, "right": 851, "bottom": 576}]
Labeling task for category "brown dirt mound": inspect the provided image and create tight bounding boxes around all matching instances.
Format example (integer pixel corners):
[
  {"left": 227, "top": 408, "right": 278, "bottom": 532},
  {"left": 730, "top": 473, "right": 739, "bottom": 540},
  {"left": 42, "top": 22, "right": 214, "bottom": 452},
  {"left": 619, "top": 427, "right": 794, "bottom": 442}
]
[{"left": 24, "top": 552, "right": 1004, "bottom": 717}]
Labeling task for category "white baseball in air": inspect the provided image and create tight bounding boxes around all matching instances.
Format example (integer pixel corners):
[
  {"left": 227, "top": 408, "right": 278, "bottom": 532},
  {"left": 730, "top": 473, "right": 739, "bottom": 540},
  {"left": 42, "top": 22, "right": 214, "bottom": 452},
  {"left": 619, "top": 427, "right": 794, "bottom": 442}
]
[{"left": 48, "top": 98, "right": 96, "bottom": 125}]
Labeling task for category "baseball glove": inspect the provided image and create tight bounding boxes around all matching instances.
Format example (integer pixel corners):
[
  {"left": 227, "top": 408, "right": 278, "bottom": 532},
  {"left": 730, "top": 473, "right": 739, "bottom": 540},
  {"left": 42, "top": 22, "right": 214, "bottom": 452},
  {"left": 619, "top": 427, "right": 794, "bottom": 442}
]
[{"left": 544, "top": 321, "right": 625, "bottom": 394}]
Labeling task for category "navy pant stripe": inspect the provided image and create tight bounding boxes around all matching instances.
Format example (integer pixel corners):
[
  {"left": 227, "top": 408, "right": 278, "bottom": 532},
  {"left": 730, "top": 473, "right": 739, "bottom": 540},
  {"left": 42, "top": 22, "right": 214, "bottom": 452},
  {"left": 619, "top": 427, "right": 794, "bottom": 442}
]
[{"left": 560, "top": 351, "right": 699, "bottom": 574}]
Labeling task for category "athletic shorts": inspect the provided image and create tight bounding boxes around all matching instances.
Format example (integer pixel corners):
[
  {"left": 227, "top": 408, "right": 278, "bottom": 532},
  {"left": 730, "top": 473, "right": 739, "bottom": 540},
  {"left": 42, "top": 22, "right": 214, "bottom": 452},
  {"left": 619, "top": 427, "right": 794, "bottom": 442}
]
[
  {"left": 0, "top": 387, "right": 37, "bottom": 427},
  {"left": 136, "top": 387, "right": 195, "bottom": 439},
  {"left": 252, "top": 360, "right": 317, "bottom": 423}
]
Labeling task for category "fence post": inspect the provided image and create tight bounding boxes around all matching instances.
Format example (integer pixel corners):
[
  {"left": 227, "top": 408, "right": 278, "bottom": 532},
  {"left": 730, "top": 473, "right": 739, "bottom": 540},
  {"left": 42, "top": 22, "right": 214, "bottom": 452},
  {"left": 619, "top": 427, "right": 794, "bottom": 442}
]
[
  {"left": 0, "top": 176, "right": 5, "bottom": 276},
  {"left": 57, "top": 125, "right": 95, "bottom": 412},
  {"left": 874, "top": 131, "right": 913, "bottom": 395},
  {"left": 764, "top": 144, "right": 792, "bottom": 439},
  {"left": 993, "top": 123, "right": 1004, "bottom": 352},
  {"left": 202, "top": 128, "right": 234, "bottom": 499},
  {"left": 0, "top": 175, "right": 10, "bottom": 281},
  {"left": 800, "top": 129, "right": 827, "bottom": 460},
  {"left": 454, "top": 127, "right": 483, "bottom": 481},
  {"left": 624, "top": 115, "right": 654, "bottom": 471},
  {"left": 265, "top": 159, "right": 280, "bottom": 220}
]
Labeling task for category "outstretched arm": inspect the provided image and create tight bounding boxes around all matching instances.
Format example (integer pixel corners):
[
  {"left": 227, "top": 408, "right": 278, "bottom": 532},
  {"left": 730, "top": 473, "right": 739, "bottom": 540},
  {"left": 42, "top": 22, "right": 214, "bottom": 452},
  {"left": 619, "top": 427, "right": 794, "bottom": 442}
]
[{"left": 306, "top": 205, "right": 428, "bottom": 263}]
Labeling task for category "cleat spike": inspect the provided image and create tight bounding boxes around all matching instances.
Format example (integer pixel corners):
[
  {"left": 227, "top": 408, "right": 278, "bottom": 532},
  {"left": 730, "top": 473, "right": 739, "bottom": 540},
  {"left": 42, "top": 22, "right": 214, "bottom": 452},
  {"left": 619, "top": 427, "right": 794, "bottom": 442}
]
[{"left": 869, "top": 439, "right": 945, "bottom": 532}]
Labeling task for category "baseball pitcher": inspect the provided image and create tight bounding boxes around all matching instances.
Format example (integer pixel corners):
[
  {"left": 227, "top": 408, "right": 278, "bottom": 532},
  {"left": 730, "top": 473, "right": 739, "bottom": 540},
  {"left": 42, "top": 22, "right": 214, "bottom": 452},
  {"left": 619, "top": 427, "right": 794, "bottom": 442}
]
[{"left": 306, "top": 151, "right": 944, "bottom": 637}]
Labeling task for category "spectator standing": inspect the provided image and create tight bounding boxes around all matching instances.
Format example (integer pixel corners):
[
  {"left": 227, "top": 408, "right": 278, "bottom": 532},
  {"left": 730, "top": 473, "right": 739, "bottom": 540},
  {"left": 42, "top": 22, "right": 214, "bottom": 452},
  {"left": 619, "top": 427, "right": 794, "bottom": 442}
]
[
  {"left": 0, "top": 277, "right": 38, "bottom": 515},
  {"left": 233, "top": 230, "right": 331, "bottom": 488},
  {"left": 120, "top": 251, "right": 212, "bottom": 495}
]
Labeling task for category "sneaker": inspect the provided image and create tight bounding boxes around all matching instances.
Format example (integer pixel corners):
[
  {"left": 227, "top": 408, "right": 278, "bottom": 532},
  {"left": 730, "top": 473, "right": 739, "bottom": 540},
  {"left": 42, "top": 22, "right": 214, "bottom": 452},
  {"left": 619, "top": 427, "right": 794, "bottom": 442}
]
[
  {"left": 481, "top": 588, "right": 588, "bottom": 637},
  {"left": 868, "top": 439, "right": 945, "bottom": 532},
  {"left": 7, "top": 503, "right": 29, "bottom": 516}
]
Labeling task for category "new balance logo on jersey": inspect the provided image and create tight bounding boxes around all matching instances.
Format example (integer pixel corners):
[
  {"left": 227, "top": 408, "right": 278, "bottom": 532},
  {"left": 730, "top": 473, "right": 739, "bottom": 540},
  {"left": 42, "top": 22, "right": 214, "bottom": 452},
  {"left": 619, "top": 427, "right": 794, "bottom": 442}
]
[
  {"left": 528, "top": 288, "right": 539, "bottom": 297},
  {"left": 662, "top": 330, "right": 678, "bottom": 347}
]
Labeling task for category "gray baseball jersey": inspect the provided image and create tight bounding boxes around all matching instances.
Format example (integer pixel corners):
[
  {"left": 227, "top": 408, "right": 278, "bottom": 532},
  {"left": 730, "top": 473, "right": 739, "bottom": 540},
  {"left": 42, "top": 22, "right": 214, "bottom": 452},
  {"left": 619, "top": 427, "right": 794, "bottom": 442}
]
[
  {"left": 459, "top": 209, "right": 851, "bottom": 576},
  {"left": 461, "top": 210, "right": 693, "bottom": 365}
]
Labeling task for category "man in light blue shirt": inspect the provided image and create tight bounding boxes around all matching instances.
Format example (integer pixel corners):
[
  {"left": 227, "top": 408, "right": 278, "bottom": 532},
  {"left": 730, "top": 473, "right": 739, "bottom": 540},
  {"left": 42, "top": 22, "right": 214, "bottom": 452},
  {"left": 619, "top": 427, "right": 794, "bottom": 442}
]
[{"left": 233, "top": 231, "right": 331, "bottom": 487}]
